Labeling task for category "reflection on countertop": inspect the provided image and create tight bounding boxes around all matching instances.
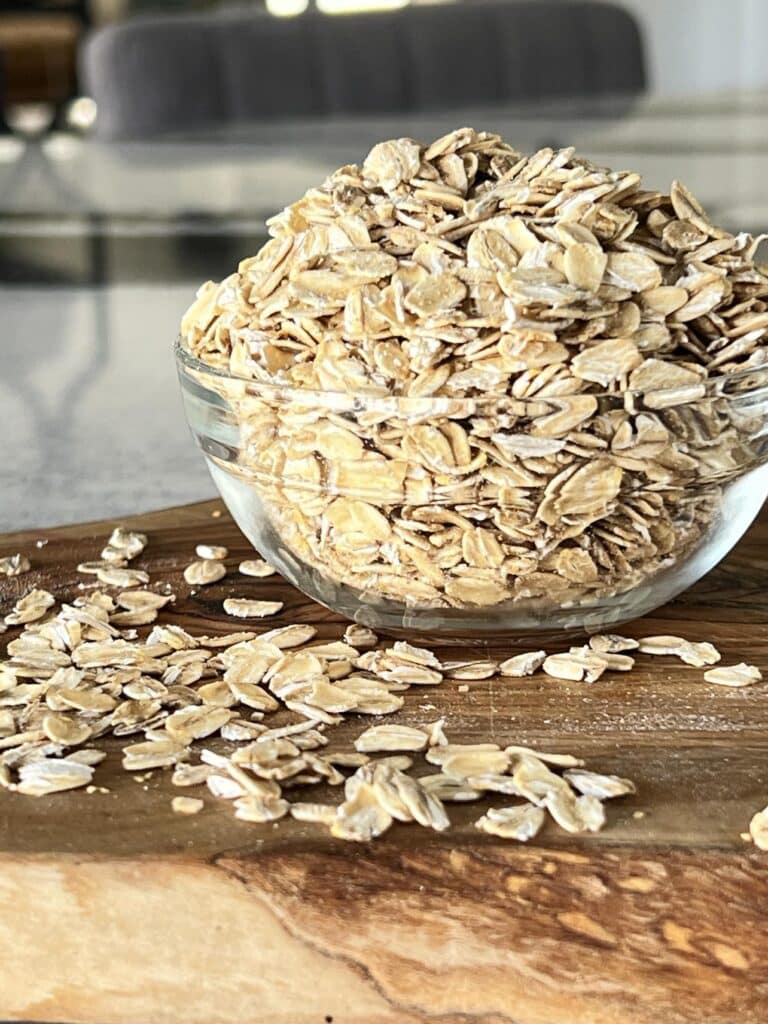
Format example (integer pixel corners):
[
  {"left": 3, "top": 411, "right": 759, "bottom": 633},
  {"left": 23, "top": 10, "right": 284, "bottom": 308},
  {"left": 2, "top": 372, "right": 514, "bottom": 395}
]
[{"left": 1, "top": 282, "right": 215, "bottom": 531}]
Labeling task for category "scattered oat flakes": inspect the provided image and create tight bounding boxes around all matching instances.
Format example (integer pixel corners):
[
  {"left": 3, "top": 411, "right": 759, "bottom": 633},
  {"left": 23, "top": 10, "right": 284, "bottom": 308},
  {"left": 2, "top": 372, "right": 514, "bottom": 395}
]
[
  {"left": 331, "top": 781, "right": 393, "bottom": 842},
  {"left": 122, "top": 739, "right": 187, "bottom": 771},
  {"left": 343, "top": 623, "right": 378, "bottom": 648},
  {"left": 184, "top": 560, "right": 226, "bottom": 586},
  {"left": 420, "top": 774, "right": 482, "bottom": 802},
  {"left": 639, "top": 635, "right": 720, "bottom": 666},
  {"left": 172, "top": 796, "right": 204, "bottom": 815},
  {"left": 77, "top": 560, "right": 117, "bottom": 575},
  {"left": 589, "top": 634, "right": 639, "bottom": 654},
  {"left": 172, "top": 763, "right": 215, "bottom": 787},
  {"left": 196, "top": 544, "right": 228, "bottom": 561},
  {"left": 703, "top": 663, "right": 762, "bottom": 687},
  {"left": 499, "top": 651, "right": 546, "bottom": 677},
  {"left": 476, "top": 803, "right": 546, "bottom": 841},
  {"left": 223, "top": 598, "right": 284, "bottom": 618},
  {"left": 4, "top": 588, "right": 55, "bottom": 626},
  {"left": 117, "top": 590, "right": 172, "bottom": 612},
  {"left": 290, "top": 801, "right": 338, "bottom": 824},
  {"left": 749, "top": 806, "right": 768, "bottom": 850},
  {"left": 235, "top": 560, "right": 275, "bottom": 581},
  {"left": 42, "top": 713, "right": 91, "bottom": 746},
  {"left": 235, "top": 794, "right": 289, "bottom": 823},
  {"left": 425, "top": 717, "right": 448, "bottom": 747},
  {"left": 0, "top": 523, "right": 646, "bottom": 846},
  {"left": 95, "top": 566, "right": 149, "bottom": 589},
  {"left": 563, "top": 769, "right": 636, "bottom": 798},
  {"left": 15, "top": 758, "right": 94, "bottom": 796},
  {"left": 598, "top": 652, "right": 635, "bottom": 671},
  {"left": 354, "top": 724, "right": 429, "bottom": 753},
  {"left": 505, "top": 746, "right": 584, "bottom": 768},
  {"left": 679, "top": 642, "right": 721, "bottom": 667},
  {"left": 543, "top": 650, "right": 608, "bottom": 684},
  {"left": 0, "top": 554, "right": 31, "bottom": 577},
  {"left": 102, "top": 529, "right": 147, "bottom": 563},
  {"left": 444, "top": 660, "right": 498, "bottom": 681}
]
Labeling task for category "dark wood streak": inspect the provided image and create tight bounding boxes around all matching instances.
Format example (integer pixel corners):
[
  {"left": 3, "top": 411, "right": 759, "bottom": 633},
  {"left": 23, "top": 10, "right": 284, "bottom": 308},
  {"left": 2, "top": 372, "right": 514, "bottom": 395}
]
[
  {"left": 0, "top": 499, "right": 767, "bottom": 1023},
  {"left": 217, "top": 843, "right": 768, "bottom": 1024}
]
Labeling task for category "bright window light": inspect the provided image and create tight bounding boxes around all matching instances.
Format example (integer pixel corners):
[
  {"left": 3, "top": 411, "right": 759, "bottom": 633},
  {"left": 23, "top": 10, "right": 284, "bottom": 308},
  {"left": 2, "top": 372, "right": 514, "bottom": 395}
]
[
  {"left": 66, "top": 97, "right": 98, "bottom": 132},
  {"left": 317, "top": 0, "right": 409, "bottom": 13},
  {"left": 266, "top": 0, "right": 309, "bottom": 16}
]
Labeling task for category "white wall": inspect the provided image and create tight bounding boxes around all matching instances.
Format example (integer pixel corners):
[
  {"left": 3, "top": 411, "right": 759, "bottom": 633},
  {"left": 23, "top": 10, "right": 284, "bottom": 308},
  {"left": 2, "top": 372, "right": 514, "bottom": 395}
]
[{"left": 613, "top": 0, "right": 768, "bottom": 97}]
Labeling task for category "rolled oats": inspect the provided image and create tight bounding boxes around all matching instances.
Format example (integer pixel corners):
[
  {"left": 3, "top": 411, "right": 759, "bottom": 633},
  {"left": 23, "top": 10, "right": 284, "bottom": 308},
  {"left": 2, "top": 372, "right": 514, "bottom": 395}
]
[
  {"left": 172, "top": 763, "right": 216, "bottom": 787},
  {"left": 498, "top": 651, "right": 546, "bottom": 677},
  {"left": 222, "top": 598, "right": 284, "bottom": 618},
  {"left": 95, "top": 567, "right": 150, "bottom": 589},
  {"left": 436, "top": 747, "right": 510, "bottom": 778},
  {"left": 196, "top": 544, "right": 228, "bottom": 561},
  {"left": 475, "top": 803, "right": 546, "bottom": 841},
  {"left": 238, "top": 559, "right": 276, "bottom": 578},
  {"left": 184, "top": 560, "right": 226, "bottom": 586},
  {"left": 354, "top": 724, "right": 428, "bottom": 753},
  {"left": 290, "top": 801, "right": 338, "bottom": 824},
  {"left": 443, "top": 660, "right": 498, "bottom": 680},
  {"left": 42, "top": 713, "right": 91, "bottom": 746},
  {"left": 596, "top": 651, "right": 635, "bottom": 672},
  {"left": 419, "top": 773, "right": 482, "bottom": 802},
  {"left": 0, "top": 523, "right": 643, "bottom": 844},
  {"left": 425, "top": 717, "right": 448, "bottom": 747},
  {"left": 543, "top": 650, "right": 608, "bottom": 683},
  {"left": 181, "top": 132, "right": 767, "bottom": 621},
  {"left": 234, "top": 794, "right": 289, "bottom": 823},
  {"left": 4, "top": 589, "right": 55, "bottom": 626},
  {"left": 331, "top": 781, "right": 393, "bottom": 842},
  {"left": 505, "top": 746, "right": 584, "bottom": 768},
  {"left": 102, "top": 529, "right": 147, "bottom": 563},
  {"left": 639, "top": 636, "right": 721, "bottom": 666},
  {"left": 15, "top": 757, "right": 94, "bottom": 796},
  {"left": 207, "top": 774, "right": 245, "bottom": 799},
  {"left": 563, "top": 769, "right": 636, "bottom": 798},
  {"left": 343, "top": 624, "right": 378, "bottom": 648},
  {"left": 122, "top": 739, "right": 187, "bottom": 771},
  {"left": 259, "top": 624, "right": 317, "bottom": 648},
  {"left": 114, "top": 588, "right": 171, "bottom": 611},
  {"left": 466, "top": 773, "right": 523, "bottom": 796},
  {"left": 0, "top": 554, "right": 31, "bottom": 577},
  {"left": 749, "top": 806, "right": 768, "bottom": 850},
  {"left": 588, "top": 634, "right": 639, "bottom": 654},
  {"left": 703, "top": 663, "right": 762, "bottom": 687},
  {"left": 172, "top": 795, "right": 204, "bottom": 815}
]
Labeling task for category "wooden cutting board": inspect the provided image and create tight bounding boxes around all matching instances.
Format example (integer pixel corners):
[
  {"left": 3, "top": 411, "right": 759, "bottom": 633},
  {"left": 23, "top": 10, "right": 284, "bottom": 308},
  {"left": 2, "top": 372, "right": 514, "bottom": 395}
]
[{"left": 1, "top": 499, "right": 767, "bottom": 1024}]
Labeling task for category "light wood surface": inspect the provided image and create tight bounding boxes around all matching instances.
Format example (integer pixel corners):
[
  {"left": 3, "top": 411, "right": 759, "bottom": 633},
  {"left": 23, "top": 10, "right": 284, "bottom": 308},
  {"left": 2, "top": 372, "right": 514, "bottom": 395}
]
[{"left": 1, "top": 499, "right": 767, "bottom": 1024}]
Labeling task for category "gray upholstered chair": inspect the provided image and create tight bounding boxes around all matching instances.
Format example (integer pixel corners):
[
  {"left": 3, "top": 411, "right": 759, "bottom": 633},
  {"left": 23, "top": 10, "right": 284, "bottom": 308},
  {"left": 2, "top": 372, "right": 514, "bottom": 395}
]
[{"left": 81, "top": 1, "right": 646, "bottom": 139}]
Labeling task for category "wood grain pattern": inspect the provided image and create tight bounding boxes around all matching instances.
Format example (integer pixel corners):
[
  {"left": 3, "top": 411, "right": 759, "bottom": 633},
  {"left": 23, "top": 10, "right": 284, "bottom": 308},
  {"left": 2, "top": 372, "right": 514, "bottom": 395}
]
[{"left": 1, "top": 499, "right": 767, "bottom": 1024}]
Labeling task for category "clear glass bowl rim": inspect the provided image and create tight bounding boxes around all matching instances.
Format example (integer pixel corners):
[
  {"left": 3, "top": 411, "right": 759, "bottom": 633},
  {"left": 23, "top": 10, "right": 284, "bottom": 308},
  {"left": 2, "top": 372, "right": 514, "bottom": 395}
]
[{"left": 174, "top": 336, "right": 768, "bottom": 410}]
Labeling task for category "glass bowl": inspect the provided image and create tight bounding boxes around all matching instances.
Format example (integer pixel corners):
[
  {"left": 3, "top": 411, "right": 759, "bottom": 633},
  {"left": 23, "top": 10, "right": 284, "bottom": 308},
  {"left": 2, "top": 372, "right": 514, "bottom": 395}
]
[{"left": 175, "top": 340, "right": 768, "bottom": 643}]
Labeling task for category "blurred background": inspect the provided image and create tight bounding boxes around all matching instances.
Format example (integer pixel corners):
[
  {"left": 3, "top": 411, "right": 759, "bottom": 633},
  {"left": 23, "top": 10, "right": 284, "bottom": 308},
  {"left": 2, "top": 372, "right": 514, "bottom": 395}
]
[{"left": 3, "top": 0, "right": 768, "bottom": 529}]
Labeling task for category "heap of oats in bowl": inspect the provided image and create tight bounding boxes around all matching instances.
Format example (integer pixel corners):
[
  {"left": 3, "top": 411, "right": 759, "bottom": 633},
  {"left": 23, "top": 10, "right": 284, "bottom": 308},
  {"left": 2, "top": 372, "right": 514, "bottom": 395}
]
[{"left": 178, "top": 128, "right": 768, "bottom": 628}]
